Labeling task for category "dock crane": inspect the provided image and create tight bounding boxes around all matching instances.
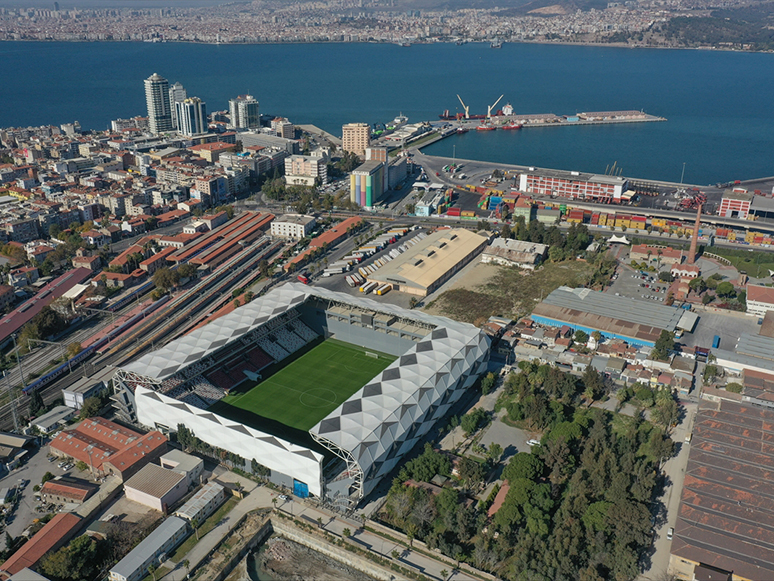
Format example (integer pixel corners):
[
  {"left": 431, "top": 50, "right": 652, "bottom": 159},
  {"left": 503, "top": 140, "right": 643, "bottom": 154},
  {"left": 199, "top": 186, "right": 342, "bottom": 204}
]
[
  {"left": 457, "top": 94, "right": 470, "bottom": 120},
  {"left": 487, "top": 94, "right": 504, "bottom": 120}
]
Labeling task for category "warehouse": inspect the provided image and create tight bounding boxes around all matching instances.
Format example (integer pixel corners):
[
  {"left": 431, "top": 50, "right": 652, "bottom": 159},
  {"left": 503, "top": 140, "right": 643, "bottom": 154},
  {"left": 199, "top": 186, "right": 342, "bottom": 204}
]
[
  {"left": 367, "top": 228, "right": 489, "bottom": 296},
  {"left": 669, "top": 399, "right": 774, "bottom": 581},
  {"left": 109, "top": 516, "right": 189, "bottom": 581},
  {"left": 531, "top": 286, "right": 698, "bottom": 347},
  {"left": 712, "top": 332, "right": 774, "bottom": 376},
  {"left": 124, "top": 464, "right": 188, "bottom": 512}
]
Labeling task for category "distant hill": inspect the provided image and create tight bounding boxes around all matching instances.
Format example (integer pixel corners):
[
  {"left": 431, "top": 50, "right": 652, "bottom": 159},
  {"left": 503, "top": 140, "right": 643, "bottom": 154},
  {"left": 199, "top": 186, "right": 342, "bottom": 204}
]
[{"left": 389, "top": 0, "right": 608, "bottom": 12}]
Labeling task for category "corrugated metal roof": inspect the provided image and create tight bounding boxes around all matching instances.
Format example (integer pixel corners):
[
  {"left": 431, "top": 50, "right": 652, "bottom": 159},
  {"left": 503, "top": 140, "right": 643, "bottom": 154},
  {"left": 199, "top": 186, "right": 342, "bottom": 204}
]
[
  {"left": 672, "top": 400, "right": 774, "bottom": 580},
  {"left": 124, "top": 464, "right": 185, "bottom": 499},
  {"left": 109, "top": 516, "right": 188, "bottom": 579}
]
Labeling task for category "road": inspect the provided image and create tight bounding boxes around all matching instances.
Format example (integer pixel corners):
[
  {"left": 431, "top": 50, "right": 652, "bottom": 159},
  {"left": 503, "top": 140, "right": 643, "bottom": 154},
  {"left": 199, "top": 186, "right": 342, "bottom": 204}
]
[{"left": 639, "top": 402, "right": 696, "bottom": 581}]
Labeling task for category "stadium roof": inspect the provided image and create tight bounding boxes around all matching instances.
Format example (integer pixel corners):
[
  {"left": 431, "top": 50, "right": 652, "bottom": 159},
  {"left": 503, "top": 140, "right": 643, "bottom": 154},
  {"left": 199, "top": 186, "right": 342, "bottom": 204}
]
[
  {"left": 533, "top": 286, "right": 698, "bottom": 340},
  {"left": 671, "top": 399, "right": 774, "bottom": 580},
  {"left": 122, "top": 282, "right": 472, "bottom": 382}
]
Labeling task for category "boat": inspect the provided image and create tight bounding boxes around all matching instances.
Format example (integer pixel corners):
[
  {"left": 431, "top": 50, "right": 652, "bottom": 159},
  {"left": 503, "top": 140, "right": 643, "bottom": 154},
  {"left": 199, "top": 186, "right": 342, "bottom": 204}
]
[
  {"left": 476, "top": 124, "right": 496, "bottom": 131},
  {"left": 456, "top": 127, "right": 468, "bottom": 134},
  {"left": 491, "top": 40, "right": 503, "bottom": 48},
  {"left": 501, "top": 122, "right": 523, "bottom": 130}
]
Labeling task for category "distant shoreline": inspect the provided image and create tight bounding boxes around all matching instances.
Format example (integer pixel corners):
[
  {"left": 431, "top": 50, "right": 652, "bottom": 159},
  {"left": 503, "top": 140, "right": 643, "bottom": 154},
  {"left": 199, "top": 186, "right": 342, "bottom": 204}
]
[{"left": 1, "top": 37, "right": 773, "bottom": 54}]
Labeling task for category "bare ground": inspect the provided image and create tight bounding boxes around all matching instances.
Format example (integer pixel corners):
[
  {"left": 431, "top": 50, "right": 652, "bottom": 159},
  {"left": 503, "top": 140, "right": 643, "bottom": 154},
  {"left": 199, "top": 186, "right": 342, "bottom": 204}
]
[{"left": 254, "top": 537, "right": 376, "bottom": 581}]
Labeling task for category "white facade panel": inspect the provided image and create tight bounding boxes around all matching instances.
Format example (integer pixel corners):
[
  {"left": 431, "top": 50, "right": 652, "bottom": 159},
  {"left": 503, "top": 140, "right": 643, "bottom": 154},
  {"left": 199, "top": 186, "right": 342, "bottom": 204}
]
[{"left": 135, "top": 386, "right": 323, "bottom": 497}]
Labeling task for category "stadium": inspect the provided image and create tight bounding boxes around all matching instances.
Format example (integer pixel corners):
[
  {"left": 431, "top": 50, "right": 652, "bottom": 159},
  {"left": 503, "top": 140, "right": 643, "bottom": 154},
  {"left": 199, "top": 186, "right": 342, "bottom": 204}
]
[{"left": 114, "top": 283, "right": 489, "bottom": 508}]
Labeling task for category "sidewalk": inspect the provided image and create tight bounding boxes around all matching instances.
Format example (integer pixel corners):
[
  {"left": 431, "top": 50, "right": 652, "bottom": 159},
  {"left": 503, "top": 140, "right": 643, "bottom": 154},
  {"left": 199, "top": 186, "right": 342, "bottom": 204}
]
[{"left": 160, "top": 473, "right": 274, "bottom": 581}]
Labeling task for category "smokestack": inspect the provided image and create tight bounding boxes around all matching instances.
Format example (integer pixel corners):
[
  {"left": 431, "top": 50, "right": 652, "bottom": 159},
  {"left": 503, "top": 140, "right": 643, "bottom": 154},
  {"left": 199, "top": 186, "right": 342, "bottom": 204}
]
[{"left": 688, "top": 203, "right": 702, "bottom": 265}]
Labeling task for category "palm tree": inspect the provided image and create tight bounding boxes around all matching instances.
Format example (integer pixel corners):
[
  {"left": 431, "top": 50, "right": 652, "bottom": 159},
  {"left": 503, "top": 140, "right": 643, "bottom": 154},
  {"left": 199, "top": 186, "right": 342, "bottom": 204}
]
[
  {"left": 440, "top": 569, "right": 448, "bottom": 580},
  {"left": 342, "top": 527, "right": 351, "bottom": 538},
  {"left": 182, "top": 559, "right": 190, "bottom": 579},
  {"left": 272, "top": 497, "right": 278, "bottom": 510},
  {"left": 192, "top": 518, "right": 200, "bottom": 541},
  {"left": 147, "top": 564, "right": 157, "bottom": 581},
  {"left": 317, "top": 516, "right": 323, "bottom": 529}
]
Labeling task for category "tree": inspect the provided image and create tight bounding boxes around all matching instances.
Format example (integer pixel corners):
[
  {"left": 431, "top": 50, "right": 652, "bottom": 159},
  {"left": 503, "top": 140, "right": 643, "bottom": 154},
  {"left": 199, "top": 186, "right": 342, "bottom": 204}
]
[
  {"left": 39, "top": 535, "right": 98, "bottom": 581},
  {"left": 460, "top": 408, "right": 487, "bottom": 437},
  {"left": 591, "top": 330, "right": 602, "bottom": 343},
  {"left": 409, "top": 297, "right": 418, "bottom": 309},
  {"left": 574, "top": 330, "right": 589, "bottom": 344},
  {"left": 342, "top": 527, "right": 351, "bottom": 538},
  {"left": 652, "top": 330, "right": 674, "bottom": 361},
  {"left": 182, "top": 560, "right": 190, "bottom": 577},
  {"left": 487, "top": 442, "right": 503, "bottom": 463},
  {"left": 29, "top": 389, "right": 44, "bottom": 416},
  {"left": 658, "top": 272, "right": 674, "bottom": 282},
  {"left": 75, "top": 460, "right": 89, "bottom": 472},
  {"left": 688, "top": 276, "right": 707, "bottom": 294},
  {"left": 79, "top": 396, "right": 101, "bottom": 419},
  {"left": 317, "top": 516, "right": 323, "bottom": 528},
  {"left": 148, "top": 564, "right": 157, "bottom": 581},
  {"left": 440, "top": 569, "right": 449, "bottom": 581},
  {"left": 391, "top": 549, "right": 400, "bottom": 560},
  {"left": 153, "top": 267, "right": 179, "bottom": 291},
  {"left": 192, "top": 518, "right": 200, "bottom": 541},
  {"left": 480, "top": 372, "right": 495, "bottom": 395},
  {"left": 716, "top": 281, "right": 736, "bottom": 298},
  {"left": 726, "top": 382, "right": 743, "bottom": 393},
  {"left": 702, "top": 293, "right": 714, "bottom": 305},
  {"left": 41, "top": 471, "right": 54, "bottom": 484},
  {"left": 65, "top": 342, "right": 82, "bottom": 359}
]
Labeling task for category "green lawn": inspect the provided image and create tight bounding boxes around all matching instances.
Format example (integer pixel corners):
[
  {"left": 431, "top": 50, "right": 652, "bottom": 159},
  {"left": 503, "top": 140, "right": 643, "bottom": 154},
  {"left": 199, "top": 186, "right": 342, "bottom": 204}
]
[{"left": 210, "top": 339, "right": 395, "bottom": 432}]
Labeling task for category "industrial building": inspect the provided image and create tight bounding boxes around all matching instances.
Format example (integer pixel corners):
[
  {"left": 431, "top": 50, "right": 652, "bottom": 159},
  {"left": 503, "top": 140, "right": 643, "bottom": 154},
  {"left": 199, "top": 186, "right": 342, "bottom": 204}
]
[
  {"left": 531, "top": 286, "right": 698, "bottom": 347},
  {"left": 49, "top": 417, "right": 168, "bottom": 480},
  {"left": 160, "top": 449, "right": 204, "bottom": 488},
  {"left": 174, "top": 481, "right": 226, "bottom": 523},
  {"left": 0, "top": 513, "right": 82, "bottom": 577},
  {"left": 745, "top": 284, "right": 774, "bottom": 317},
  {"left": 114, "top": 283, "right": 489, "bottom": 507},
  {"left": 62, "top": 367, "right": 115, "bottom": 410},
  {"left": 629, "top": 244, "right": 683, "bottom": 266},
  {"left": 270, "top": 214, "right": 316, "bottom": 239},
  {"left": 480, "top": 238, "right": 548, "bottom": 270},
  {"left": 719, "top": 190, "right": 753, "bottom": 219},
  {"left": 350, "top": 161, "right": 385, "bottom": 208},
  {"left": 518, "top": 168, "right": 628, "bottom": 202},
  {"left": 109, "top": 517, "right": 189, "bottom": 581},
  {"left": 366, "top": 228, "right": 489, "bottom": 297},
  {"left": 712, "top": 332, "right": 774, "bottom": 376},
  {"left": 669, "top": 399, "right": 774, "bottom": 581},
  {"left": 124, "top": 464, "right": 188, "bottom": 512}
]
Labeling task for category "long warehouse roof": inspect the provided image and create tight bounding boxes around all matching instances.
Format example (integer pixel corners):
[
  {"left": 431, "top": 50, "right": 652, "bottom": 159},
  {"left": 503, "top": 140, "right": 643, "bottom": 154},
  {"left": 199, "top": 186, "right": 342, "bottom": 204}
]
[
  {"left": 735, "top": 333, "right": 774, "bottom": 362},
  {"left": 536, "top": 286, "right": 698, "bottom": 332},
  {"left": 671, "top": 399, "right": 774, "bottom": 581},
  {"left": 368, "top": 228, "right": 488, "bottom": 291}
]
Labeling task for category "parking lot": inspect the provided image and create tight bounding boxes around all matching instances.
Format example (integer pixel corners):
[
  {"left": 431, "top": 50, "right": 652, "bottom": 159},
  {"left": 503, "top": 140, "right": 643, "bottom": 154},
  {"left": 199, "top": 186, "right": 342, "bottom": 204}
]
[
  {"left": 681, "top": 310, "right": 759, "bottom": 350},
  {"left": 0, "top": 444, "right": 93, "bottom": 546},
  {"left": 606, "top": 265, "right": 670, "bottom": 304}
]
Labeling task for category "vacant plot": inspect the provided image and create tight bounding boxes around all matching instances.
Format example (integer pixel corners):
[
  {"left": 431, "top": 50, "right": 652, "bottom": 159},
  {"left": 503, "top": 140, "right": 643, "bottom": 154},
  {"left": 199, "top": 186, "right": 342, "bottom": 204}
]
[
  {"left": 705, "top": 246, "right": 774, "bottom": 279},
  {"left": 211, "top": 339, "right": 395, "bottom": 433},
  {"left": 425, "top": 260, "right": 597, "bottom": 324}
]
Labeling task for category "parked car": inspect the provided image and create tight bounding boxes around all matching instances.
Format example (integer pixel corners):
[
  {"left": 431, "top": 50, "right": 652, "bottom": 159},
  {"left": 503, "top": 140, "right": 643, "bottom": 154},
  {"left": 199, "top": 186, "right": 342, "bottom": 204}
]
[{"left": 667, "top": 527, "right": 674, "bottom": 540}]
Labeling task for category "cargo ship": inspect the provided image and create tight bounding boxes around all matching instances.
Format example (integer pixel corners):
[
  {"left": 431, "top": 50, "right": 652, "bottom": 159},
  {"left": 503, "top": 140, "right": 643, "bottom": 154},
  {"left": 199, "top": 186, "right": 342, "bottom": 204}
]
[{"left": 439, "top": 109, "right": 486, "bottom": 120}]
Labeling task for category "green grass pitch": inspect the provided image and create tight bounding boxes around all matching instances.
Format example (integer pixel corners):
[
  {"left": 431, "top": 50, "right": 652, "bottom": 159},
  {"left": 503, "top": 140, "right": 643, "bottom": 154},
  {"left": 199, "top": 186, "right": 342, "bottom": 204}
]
[{"left": 210, "top": 338, "right": 396, "bottom": 433}]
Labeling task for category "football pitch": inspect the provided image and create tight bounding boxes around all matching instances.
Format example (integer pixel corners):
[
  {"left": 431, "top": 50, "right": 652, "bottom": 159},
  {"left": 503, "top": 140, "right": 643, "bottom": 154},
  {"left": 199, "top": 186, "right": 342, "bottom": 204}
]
[{"left": 211, "top": 338, "right": 396, "bottom": 433}]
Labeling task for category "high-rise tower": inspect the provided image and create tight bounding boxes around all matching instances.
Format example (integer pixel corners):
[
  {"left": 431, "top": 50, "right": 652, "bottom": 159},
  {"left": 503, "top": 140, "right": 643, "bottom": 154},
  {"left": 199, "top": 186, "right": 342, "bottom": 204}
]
[
  {"left": 175, "top": 97, "right": 207, "bottom": 136},
  {"left": 342, "top": 123, "right": 370, "bottom": 158},
  {"left": 228, "top": 95, "right": 260, "bottom": 129},
  {"left": 144, "top": 73, "right": 173, "bottom": 135},
  {"left": 168, "top": 81, "right": 187, "bottom": 129}
]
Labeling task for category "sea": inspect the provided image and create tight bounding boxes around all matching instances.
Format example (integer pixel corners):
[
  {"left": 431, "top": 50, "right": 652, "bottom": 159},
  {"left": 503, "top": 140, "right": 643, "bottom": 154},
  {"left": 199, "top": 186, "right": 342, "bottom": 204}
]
[{"left": 2, "top": 40, "right": 774, "bottom": 184}]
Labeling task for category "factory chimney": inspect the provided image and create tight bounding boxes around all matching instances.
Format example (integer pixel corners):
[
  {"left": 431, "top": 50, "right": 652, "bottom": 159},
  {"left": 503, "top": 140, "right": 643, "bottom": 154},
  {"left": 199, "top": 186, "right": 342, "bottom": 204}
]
[{"left": 688, "top": 204, "right": 702, "bottom": 265}]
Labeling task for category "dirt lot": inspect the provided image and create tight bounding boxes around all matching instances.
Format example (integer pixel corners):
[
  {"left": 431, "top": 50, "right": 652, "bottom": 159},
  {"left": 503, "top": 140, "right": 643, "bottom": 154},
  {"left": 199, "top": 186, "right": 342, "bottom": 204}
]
[
  {"left": 255, "top": 536, "right": 376, "bottom": 581},
  {"left": 424, "top": 260, "right": 597, "bottom": 324}
]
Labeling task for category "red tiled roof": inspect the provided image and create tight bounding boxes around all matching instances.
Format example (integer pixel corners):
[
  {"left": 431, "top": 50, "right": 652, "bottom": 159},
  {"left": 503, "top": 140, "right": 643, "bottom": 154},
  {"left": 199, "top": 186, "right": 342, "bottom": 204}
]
[
  {"left": 40, "top": 480, "right": 93, "bottom": 503},
  {"left": 0, "top": 513, "right": 81, "bottom": 576},
  {"left": 747, "top": 284, "right": 774, "bottom": 305}
]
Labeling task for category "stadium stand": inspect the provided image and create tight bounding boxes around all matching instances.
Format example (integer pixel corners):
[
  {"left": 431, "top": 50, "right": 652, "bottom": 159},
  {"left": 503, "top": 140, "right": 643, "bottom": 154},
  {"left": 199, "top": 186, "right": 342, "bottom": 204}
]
[
  {"left": 275, "top": 327, "right": 305, "bottom": 354},
  {"left": 259, "top": 339, "right": 290, "bottom": 361},
  {"left": 291, "top": 320, "right": 317, "bottom": 342}
]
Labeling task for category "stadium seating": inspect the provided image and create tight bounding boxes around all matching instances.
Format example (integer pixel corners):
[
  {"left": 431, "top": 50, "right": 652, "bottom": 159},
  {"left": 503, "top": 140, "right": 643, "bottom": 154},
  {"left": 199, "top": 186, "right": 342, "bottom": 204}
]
[
  {"left": 191, "top": 378, "right": 226, "bottom": 405},
  {"left": 207, "top": 368, "right": 236, "bottom": 391},
  {"left": 275, "top": 327, "right": 305, "bottom": 353},
  {"left": 259, "top": 339, "right": 290, "bottom": 361},
  {"left": 291, "top": 320, "right": 318, "bottom": 342},
  {"left": 246, "top": 346, "right": 273, "bottom": 370},
  {"left": 179, "top": 391, "right": 210, "bottom": 410}
]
